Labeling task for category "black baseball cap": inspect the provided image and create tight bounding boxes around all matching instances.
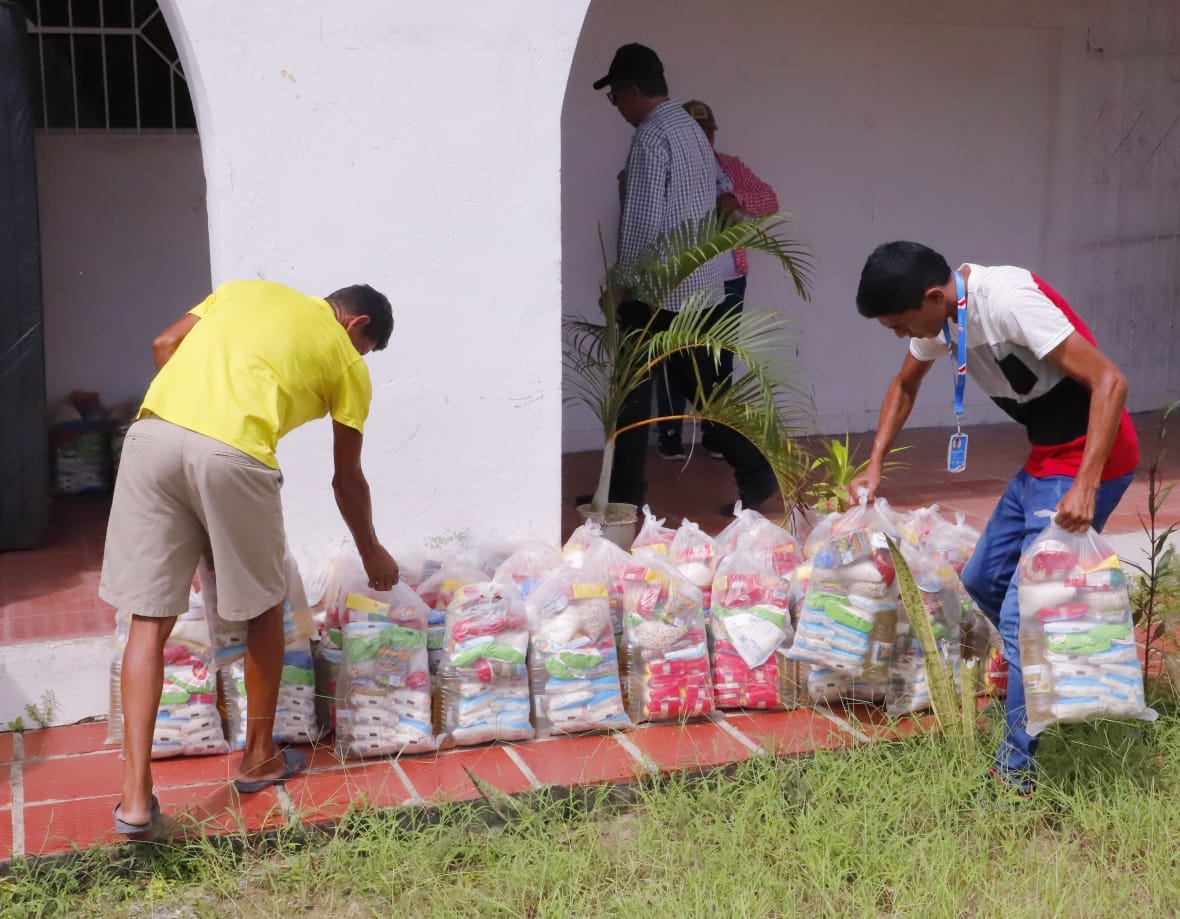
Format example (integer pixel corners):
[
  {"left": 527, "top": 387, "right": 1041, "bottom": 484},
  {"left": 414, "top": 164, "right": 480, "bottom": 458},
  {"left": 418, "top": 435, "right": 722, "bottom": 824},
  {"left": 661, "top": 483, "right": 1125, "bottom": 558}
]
[{"left": 592, "top": 43, "right": 664, "bottom": 90}]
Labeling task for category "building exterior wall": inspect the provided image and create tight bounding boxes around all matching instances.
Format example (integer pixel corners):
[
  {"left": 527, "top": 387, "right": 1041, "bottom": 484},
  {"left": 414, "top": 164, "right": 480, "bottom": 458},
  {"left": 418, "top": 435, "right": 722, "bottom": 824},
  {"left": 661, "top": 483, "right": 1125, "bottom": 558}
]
[
  {"left": 562, "top": 0, "right": 1180, "bottom": 451},
  {"left": 38, "top": 133, "right": 211, "bottom": 410},
  {"left": 157, "top": 0, "right": 591, "bottom": 561}
]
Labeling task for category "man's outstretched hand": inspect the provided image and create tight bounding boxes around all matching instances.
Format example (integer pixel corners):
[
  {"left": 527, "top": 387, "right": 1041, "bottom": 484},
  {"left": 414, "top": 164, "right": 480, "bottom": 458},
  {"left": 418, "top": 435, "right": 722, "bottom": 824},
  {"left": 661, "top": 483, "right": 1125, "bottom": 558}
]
[
  {"left": 849, "top": 467, "right": 882, "bottom": 505},
  {"left": 1054, "top": 480, "right": 1097, "bottom": 533},
  {"left": 362, "top": 544, "right": 400, "bottom": 591}
]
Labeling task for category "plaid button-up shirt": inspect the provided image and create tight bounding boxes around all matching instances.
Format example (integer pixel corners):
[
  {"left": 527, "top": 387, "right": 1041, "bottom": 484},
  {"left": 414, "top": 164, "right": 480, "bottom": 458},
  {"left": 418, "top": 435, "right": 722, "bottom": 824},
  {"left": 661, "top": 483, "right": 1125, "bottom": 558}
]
[{"left": 617, "top": 100, "right": 723, "bottom": 313}]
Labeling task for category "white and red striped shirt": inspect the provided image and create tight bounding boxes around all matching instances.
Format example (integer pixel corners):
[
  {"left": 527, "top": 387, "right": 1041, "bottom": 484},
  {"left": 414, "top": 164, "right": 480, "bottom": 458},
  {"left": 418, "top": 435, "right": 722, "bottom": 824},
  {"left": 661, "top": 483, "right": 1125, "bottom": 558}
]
[{"left": 909, "top": 264, "right": 1139, "bottom": 480}]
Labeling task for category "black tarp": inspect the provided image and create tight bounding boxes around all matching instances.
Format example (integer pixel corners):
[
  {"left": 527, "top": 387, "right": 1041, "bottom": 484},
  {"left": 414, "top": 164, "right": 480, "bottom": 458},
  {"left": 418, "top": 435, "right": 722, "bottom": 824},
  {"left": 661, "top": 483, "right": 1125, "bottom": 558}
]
[{"left": 0, "top": 1, "right": 47, "bottom": 550}]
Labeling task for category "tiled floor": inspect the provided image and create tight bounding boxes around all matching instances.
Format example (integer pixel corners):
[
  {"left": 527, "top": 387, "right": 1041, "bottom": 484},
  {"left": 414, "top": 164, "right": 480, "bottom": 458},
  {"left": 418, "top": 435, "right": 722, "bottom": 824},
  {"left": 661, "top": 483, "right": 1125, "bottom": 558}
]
[
  {"left": 0, "top": 412, "right": 1175, "bottom": 862},
  {"left": 561, "top": 412, "right": 1179, "bottom": 539},
  {"left": 1, "top": 705, "right": 898, "bottom": 860}
]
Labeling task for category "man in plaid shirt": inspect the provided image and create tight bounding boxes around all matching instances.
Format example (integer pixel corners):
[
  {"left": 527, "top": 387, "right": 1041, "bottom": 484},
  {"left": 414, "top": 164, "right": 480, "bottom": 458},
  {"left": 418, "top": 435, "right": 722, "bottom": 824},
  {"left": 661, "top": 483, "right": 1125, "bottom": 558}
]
[
  {"left": 589, "top": 44, "right": 777, "bottom": 513},
  {"left": 657, "top": 99, "right": 780, "bottom": 461}
]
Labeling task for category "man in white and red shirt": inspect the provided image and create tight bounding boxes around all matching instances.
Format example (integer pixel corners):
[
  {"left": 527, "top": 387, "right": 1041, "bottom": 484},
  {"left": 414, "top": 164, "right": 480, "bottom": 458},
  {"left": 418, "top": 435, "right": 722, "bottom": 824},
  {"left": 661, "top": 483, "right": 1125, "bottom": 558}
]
[{"left": 852, "top": 240, "right": 1138, "bottom": 796}]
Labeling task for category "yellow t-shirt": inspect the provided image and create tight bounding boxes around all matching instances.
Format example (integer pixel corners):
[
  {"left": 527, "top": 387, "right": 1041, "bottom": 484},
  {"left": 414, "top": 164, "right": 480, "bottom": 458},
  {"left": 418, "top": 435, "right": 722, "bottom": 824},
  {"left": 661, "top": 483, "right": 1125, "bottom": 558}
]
[{"left": 140, "top": 280, "right": 372, "bottom": 468}]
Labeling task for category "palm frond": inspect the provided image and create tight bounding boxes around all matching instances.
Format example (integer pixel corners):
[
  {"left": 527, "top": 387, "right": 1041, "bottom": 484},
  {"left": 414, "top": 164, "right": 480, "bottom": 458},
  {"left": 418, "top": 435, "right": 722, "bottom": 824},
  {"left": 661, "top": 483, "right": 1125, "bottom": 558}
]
[{"left": 611, "top": 212, "right": 815, "bottom": 310}]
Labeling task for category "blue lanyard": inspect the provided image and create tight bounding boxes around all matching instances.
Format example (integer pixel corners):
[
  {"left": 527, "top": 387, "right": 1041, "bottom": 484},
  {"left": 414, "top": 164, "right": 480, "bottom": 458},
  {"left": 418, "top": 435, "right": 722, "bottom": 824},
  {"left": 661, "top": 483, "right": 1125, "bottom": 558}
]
[{"left": 942, "top": 271, "right": 967, "bottom": 420}]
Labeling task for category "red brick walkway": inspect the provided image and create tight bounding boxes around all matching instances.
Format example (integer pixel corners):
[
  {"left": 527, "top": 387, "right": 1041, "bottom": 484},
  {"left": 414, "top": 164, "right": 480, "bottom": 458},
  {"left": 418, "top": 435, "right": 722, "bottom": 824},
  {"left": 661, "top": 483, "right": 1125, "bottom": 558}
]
[
  {"left": 1, "top": 704, "right": 926, "bottom": 860},
  {"left": 1, "top": 413, "right": 1174, "bottom": 861}
]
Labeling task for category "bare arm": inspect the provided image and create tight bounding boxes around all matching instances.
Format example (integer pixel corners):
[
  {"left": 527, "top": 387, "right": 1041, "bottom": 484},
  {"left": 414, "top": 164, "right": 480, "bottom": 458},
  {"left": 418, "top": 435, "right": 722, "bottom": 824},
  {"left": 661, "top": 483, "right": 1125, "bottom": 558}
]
[
  {"left": 1044, "top": 332, "right": 1129, "bottom": 532},
  {"left": 332, "top": 421, "right": 399, "bottom": 588},
  {"left": 152, "top": 314, "right": 200, "bottom": 369},
  {"left": 851, "top": 352, "right": 936, "bottom": 500}
]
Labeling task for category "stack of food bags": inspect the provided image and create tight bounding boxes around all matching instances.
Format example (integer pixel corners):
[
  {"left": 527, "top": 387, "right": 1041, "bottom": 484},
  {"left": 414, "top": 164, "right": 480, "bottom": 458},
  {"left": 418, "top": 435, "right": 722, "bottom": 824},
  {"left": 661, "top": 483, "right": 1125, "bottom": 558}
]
[
  {"left": 1017, "top": 518, "right": 1156, "bottom": 735},
  {"left": 416, "top": 563, "right": 487, "bottom": 677},
  {"left": 562, "top": 520, "right": 631, "bottom": 635},
  {"left": 786, "top": 499, "right": 899, "bottom": 701},
  {"left": 619, "top": 553, "right": 713, "bottom": 722},
  {"left": 711, "top": 509, "right": 802, "bottom": 709},
  {"left": 213, "top": 555, "right": 320, "bottom": 746},
  {"left": 334, "top": 581, "right": 435, "bottom": 757},
  {"left": 437, "top": 580, "right": 534, "bottom": 746},
  {"left": 107, "top": 582, "right": 229, "bottom": 758},
  {"left": 526, "top": 564, "right": 630, "bottom": 736}
]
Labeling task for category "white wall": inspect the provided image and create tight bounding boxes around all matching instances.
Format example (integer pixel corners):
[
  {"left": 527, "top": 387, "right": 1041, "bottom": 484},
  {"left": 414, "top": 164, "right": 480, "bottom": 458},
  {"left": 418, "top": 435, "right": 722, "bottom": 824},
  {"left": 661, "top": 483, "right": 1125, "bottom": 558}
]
[
  {"left": 158, "top": 0, "right": 590, "bottom": 560},
  {"left": 561, "top": 0, "right": 1180, "bottom": 451},
  {"left": 37, "top": 133, "right": 211, "bottom": 409}
]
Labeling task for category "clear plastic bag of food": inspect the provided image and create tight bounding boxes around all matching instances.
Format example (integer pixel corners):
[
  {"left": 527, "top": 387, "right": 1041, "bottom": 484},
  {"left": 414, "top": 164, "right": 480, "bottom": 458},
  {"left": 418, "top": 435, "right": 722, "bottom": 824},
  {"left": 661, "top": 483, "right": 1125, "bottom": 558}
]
[
  {"left": 619, "top": 554, "right": 713, "bottom": 722},
  {"left": 787, "top": 499, "right": 899, "bottom": 683},
  {"left": 416, "top": 562, "right": 487, "bottom": 677},
  {"left": 107, "top": 586, "right": 229, "bottom": 759},
  {"left": 333, "top": 582, "right": 435, "bottom": 758},
  {"left": 924, "top": 512, "right": 981, "bottom": 577},
  {"left": 631, "top": 505, "right": 676, "bottom": 557},
  {"left": 886, "top": 549, "right": 964, "bottom": 717},
  {"left": 710, "top": 547, "right": 796, "bottom": 709},
  {"left": 214, "top": 554, "right": 321, "bottom": 745},
  {"left": 667, "top": 519, "right": 720, "bottom": 611},
  {"left": 492, "top": 540, "right": 563, "bottom": 601},
  {"left": 437, "top": 580, "right": 534, "bottom": 746},
  {"left": 579, "top": 535, "right": 632, "bottom": 634},
  {"left": 1017, "top": 518, "right": 1156, "bottom": 736},
  {"left": 898, "top": 505, "right": 949, "bottom": 548},
  {"left": 526, "top": 566, "right": 630, "bottom": 736},
  {"left": 802, "top": 511, "right": 840, "bottom": 560}
]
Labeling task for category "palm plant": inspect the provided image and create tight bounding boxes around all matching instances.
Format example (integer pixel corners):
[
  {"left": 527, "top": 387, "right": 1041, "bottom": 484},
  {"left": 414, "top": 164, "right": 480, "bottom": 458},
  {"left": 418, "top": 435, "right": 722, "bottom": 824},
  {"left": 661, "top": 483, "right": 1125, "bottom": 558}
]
[
  {"left": 806, "top": 434, "right": 910, "bottom": 514},
  {"left": 563, "top": 212, "right": 815, "bottom": 517}
]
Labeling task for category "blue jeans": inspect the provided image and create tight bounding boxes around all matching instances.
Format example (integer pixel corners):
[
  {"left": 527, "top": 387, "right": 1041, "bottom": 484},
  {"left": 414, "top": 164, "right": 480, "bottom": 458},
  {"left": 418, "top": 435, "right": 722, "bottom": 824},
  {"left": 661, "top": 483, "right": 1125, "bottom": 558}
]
[{"left": 959, "top": 469, "right": 1133, "bottom": 788}]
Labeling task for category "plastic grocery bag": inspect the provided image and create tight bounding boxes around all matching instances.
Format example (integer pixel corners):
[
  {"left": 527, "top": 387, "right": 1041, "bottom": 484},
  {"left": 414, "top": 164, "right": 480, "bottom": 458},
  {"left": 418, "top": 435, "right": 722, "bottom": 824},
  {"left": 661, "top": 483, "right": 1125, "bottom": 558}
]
[
  {"left": 437, "top": 580, "right": 534, "bottom": 746},
  {"left": 492, "top": 541, "right": 563, "bottom": 601},
  {"left": 631, "top": 505, "right": 676, "bottom": 556},
  {"left": 666, "top": 519, "right": 720, "bottom": 610},
  {"left": 886, "top": 548, "right": 964, "bottom": 717},
  {"left": 579, "top": 534, "right": 632, "bottom": 634},
  {"left": 333, "top": 583, "right": 435, "bottom": 758},
  {"left": 710, "top": 547, "right": 796, "bottom": 709},
  {"left": 213, "top": 554, "right": 321, "bottom": 746},
  {"left": 619, "top": 554, "right": 713, "bottom": 722},
  {"left": 898, "top": 505, "right": 949, "bottom": 548},
  {"left": 786, "top": 498, "right": 899, "bottom": 686},
  {"left": 526, "top": 566, "right": 630, "bottom": 736},
  {"left": 801, "top": 511, "right": 840, "bottom": 560},
  {"left": 416, "top": 562, "right": 487, "bottom": 677},
  {"left": 1017, "top": 518, "right": 1157, "bottom": 736},
  {"left": 107, "top": 586, "right": 229, "bottom": 759}
]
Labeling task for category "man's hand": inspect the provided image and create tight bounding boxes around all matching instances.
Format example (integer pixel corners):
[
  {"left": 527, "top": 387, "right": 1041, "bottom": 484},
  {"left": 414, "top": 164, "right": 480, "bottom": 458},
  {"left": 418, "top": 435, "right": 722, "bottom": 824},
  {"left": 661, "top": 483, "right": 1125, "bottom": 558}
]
[
  {"left": 849, "top": 465, "right": 882, "bottom": 504},
  {"left": 1055, "top": 479, "right": 1097, "bottom": 533},
  {"left": 361, "top": 544, "right": 400, "bottom": 591}
]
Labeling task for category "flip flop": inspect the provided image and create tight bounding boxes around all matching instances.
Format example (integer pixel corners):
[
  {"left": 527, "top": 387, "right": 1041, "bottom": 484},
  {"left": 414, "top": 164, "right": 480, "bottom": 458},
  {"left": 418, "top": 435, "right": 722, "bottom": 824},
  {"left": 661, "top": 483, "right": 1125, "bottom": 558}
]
[
  {"left": 233, "top": 747, "right": 308, "bottom": 794},
  {"left": 113, "top": 794, "right": 161, "bottom": 835}
]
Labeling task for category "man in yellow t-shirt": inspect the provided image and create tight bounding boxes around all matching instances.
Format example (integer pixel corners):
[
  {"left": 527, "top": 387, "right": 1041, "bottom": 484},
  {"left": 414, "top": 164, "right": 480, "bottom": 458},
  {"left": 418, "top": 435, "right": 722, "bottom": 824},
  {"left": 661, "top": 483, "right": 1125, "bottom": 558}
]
[{"left": 100, "top": 279, "right": 399, "bottom": 836}]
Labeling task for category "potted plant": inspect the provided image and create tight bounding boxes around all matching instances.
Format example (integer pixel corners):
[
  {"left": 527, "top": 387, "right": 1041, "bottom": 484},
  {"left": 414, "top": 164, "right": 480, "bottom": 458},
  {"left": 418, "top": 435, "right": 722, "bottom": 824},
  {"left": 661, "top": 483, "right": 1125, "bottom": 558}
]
[{"left": 564, "top": 211, "right": 815, "bottom": 542}]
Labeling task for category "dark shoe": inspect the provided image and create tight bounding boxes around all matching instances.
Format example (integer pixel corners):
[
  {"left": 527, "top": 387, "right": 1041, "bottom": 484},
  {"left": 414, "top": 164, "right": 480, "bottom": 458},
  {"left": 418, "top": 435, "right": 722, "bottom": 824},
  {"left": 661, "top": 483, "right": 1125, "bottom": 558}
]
[
  {"left": 700, "top": 433, "right": 725, "bottom": 460},
  {"left": 722, "top": 473, "right": 779, "bottom": 515},
  {"left": 234, "top": 747, "right": 308, "bottom": 794},
  {"left": 656, "top": 434, "right": 687, "bottom": 462}
]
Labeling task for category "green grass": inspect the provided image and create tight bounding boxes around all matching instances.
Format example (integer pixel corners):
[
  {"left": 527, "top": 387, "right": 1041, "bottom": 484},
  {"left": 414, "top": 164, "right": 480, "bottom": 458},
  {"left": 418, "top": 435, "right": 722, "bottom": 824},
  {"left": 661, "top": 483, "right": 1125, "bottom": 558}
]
[{"left": 4, "top": 703, "right": 1180, "bottom": 918}]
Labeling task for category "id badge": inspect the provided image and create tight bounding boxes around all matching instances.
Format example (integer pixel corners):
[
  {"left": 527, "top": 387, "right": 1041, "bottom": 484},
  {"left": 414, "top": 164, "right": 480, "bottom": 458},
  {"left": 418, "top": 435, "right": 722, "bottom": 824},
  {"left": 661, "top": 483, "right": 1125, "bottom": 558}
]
[{"left": 947, "top": 432, "right": 969, "bottom": 473}]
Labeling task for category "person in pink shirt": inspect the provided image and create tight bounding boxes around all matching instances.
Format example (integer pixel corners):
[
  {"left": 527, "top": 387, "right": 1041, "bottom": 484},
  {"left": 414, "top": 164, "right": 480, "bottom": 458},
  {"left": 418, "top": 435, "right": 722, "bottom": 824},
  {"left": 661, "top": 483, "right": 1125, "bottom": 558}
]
[{"left": 655, "top": 99, "right": 780, "bottom": 462}]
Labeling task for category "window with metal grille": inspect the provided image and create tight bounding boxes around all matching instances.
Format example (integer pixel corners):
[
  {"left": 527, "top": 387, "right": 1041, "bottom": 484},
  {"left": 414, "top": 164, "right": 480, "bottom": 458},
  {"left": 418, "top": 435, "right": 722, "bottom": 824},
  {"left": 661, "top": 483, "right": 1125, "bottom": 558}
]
[{"left": 14, "top": 0, "right": 195, "bottom": 132}]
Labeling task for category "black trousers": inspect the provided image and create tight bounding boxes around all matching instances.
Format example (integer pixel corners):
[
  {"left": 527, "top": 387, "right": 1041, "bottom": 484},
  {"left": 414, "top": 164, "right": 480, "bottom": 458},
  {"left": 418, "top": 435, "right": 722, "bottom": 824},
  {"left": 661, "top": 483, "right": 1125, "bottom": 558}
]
[
  {"left": 656, "top": 276, "right": 746, "bottom": 437},
  {"left": 608, "top": 298, "right": 773, "bottom": 506}
]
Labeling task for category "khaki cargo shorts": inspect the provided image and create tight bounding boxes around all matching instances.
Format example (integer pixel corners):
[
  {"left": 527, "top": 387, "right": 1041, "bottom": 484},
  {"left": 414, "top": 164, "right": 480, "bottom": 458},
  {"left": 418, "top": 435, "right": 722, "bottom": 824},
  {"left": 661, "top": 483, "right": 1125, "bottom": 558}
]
[{"left": 99, "top": 417, "right": 286, "bottom": 621}]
